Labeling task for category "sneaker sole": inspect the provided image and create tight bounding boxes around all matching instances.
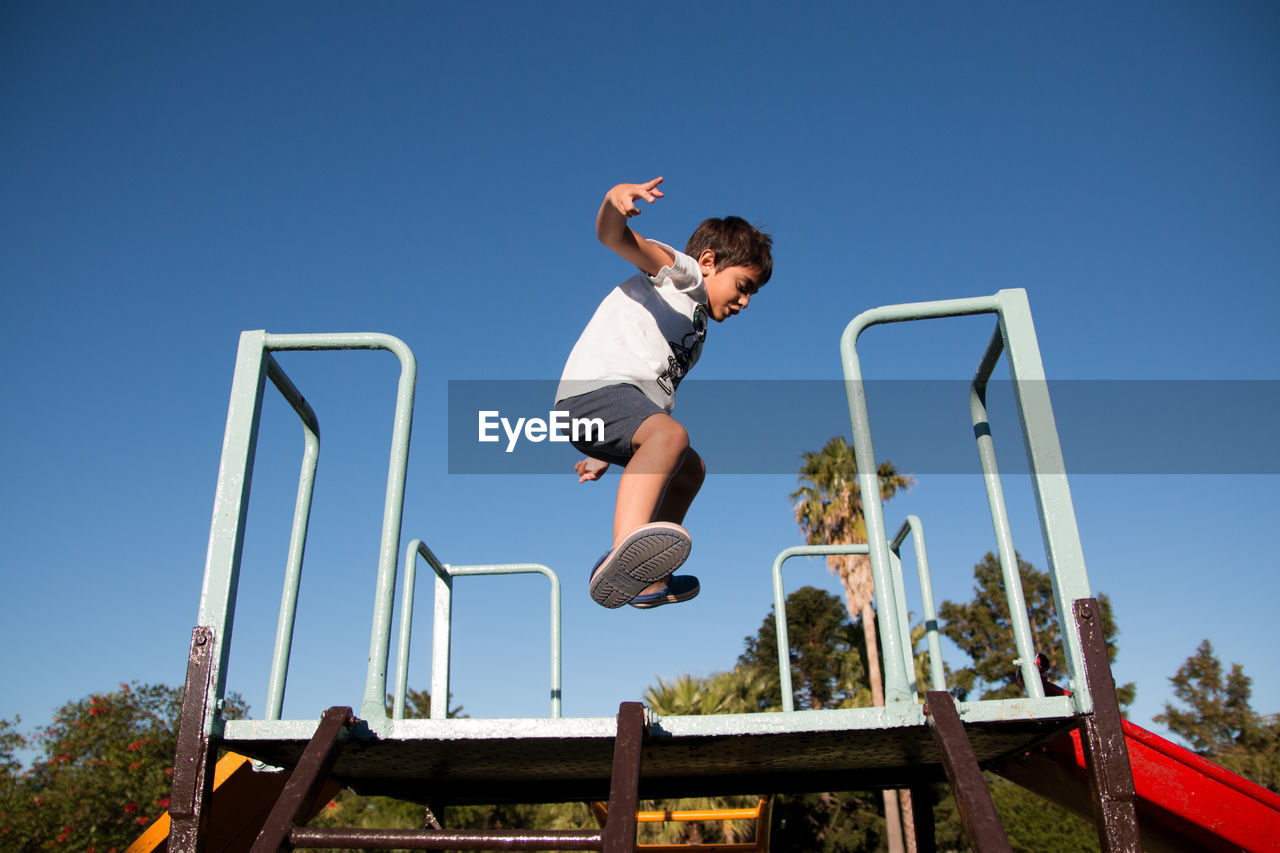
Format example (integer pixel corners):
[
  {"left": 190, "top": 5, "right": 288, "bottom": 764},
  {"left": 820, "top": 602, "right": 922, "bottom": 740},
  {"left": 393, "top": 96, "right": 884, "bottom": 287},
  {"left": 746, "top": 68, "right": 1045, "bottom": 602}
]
[{"left": 589, "top": 523, "right": 691, "bottom": 609}]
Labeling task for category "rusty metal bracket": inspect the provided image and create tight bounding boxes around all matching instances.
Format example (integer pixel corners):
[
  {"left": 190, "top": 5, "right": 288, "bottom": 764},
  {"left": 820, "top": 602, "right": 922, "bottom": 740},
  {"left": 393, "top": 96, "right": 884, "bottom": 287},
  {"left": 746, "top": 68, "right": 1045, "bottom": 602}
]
[
  {"left": 601, "top": 702, "right": 646, "bottom": 853},
  {"left": 925, "top": 691, "right": 1012, "bottom": 853},
  {"left": 253, "top": 706, "right": 356, "bottom": 852},
  {"left": 1073, "top": 598, "right": 1140, "bottom": 853},
  {"left": 168, "top": 626, "right": 218, "bottom": 853}
]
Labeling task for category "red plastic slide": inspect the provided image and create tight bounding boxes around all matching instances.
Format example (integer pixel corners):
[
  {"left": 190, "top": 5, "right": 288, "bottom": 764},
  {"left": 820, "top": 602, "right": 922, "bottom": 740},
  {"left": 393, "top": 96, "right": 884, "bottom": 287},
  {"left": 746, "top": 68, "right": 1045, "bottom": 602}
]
[{"left": 999, "top": 717, "right": 1280, "bottom": 852}]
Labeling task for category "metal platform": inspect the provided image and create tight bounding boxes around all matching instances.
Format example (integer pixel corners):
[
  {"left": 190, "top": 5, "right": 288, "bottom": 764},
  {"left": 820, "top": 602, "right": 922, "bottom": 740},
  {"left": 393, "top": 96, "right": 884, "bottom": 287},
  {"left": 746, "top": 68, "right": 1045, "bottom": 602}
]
[{"left": 222, "top": 709, "right": 1078, "bottom": 804}]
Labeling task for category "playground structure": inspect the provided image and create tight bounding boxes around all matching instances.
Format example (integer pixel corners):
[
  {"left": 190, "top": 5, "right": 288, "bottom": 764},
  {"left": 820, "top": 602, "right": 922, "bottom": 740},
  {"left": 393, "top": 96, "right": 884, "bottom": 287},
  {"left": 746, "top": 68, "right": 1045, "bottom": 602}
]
[{"left": 147, "top": 289, "right": 1279, "bottom": 851}]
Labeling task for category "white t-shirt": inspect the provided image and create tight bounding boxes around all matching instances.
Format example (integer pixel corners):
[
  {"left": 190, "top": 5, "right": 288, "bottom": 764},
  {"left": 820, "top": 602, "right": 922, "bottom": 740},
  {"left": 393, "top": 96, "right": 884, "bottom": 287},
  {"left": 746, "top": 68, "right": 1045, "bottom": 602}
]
[{"left": 555, "top": 243, "right": 709, "bottom": 412}]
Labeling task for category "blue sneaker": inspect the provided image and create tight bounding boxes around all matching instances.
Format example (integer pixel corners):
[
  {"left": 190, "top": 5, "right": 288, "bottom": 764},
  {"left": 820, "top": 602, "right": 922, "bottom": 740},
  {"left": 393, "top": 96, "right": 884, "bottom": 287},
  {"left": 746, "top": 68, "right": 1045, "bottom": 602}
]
[
  {"left": 588, "top": 522, "right": 692, "bottom": 608},
  {"left": 629, "top": 574, "right": 700, "bottom": 609}
]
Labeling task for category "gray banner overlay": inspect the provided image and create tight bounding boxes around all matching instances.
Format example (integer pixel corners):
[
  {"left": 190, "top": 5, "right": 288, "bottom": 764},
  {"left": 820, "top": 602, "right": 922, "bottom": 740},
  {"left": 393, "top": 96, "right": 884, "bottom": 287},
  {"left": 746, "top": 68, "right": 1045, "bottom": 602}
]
[{"left": 447, "top": 380, "right": 1280, "bottom": 475}]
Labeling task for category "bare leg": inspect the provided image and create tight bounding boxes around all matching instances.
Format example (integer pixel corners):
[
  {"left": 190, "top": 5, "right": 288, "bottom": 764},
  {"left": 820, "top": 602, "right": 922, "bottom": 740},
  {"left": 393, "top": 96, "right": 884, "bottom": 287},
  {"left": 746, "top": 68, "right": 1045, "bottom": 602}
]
[
  {"left": 612, "top": 413, "right": 692, "bottom": 545},
  {"left": 653, "top": 447, "right": 705, "bottom": 527},
  {"left": 611, "top": 415, "right": 705, "bottom": 595}
]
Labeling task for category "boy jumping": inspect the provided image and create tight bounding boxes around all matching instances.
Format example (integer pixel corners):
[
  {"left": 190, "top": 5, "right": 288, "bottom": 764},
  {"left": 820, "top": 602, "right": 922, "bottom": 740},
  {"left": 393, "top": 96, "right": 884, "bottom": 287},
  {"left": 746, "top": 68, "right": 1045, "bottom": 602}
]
[{"left": 554, "top": 177, "right": 773, "bottom": 609}]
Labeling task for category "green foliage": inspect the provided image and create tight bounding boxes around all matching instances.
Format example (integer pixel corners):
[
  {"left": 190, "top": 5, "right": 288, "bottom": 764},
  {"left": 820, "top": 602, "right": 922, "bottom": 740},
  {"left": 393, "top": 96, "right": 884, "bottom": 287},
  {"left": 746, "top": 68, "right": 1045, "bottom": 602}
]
[
  {"left": 932, "top": 776, "right": 1100, "bottom": 852},
  {"left": 643, "top": 668, "right": 776, "bottom": 717},
  {"left": 739, "top": 586, "right": 870, "bottom": 710},
  {"left": 770, "top": 790, "right": 886, "bottom": 852},
  {"left": 0, "top": 682, "right": 248, "bottom": 851},
  {"left": 938, "top": 551, "right": 1135, "bottom": 707},
  {"left": 792, "top": 436, "right": 914, "bottom": 549},
  {"left": 386, "top": 686, "right": 464, "bottom": 720},
  {"left": 1155, "top": 639, "right": 1280, "bottom": 792},
  {"left": 1154, "top": 638, "right": 1255, "bottom": 753}
]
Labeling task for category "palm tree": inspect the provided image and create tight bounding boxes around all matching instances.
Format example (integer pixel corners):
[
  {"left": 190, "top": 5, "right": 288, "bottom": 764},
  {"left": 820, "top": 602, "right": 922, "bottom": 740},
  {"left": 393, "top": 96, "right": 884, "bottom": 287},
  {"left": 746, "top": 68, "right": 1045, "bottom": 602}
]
[
  {"left": 641, "top": 669, "right": 772, "bottom": 846},
  {"left": 792, "top": 435, "right": 914, "bottom": 852},
  {"left": 792, "top": 436, "right": 913, "bottom": 708}
]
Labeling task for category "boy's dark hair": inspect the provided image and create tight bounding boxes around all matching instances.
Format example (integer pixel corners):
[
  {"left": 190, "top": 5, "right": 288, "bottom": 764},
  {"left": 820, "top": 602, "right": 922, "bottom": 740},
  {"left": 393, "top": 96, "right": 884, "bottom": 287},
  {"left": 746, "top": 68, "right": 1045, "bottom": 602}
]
[{"left": 685, "top": 217, "right": 773, "bottom": 284}]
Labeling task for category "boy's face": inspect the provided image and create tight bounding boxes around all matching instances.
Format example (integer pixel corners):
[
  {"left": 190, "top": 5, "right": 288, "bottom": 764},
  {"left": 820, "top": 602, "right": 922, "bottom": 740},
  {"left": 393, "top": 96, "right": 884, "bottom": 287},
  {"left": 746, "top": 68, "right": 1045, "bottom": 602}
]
[{"left": 698, "top": 250, "right": 765, "bottom": 322}]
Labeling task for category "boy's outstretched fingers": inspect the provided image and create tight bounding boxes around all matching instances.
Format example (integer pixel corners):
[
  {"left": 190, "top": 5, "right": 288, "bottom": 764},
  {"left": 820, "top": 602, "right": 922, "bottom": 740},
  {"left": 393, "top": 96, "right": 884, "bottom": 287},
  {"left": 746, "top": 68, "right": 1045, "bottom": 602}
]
[{"left": 610, "top": 177, "right": 664, "bottom": 216}]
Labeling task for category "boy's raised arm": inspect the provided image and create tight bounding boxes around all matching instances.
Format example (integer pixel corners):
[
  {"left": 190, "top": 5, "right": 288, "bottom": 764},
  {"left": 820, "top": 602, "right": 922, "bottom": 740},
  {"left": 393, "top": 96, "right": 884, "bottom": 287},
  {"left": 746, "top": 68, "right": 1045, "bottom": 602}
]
[{"left": 596, "top": 177, "right": 677, "bottom": 276}]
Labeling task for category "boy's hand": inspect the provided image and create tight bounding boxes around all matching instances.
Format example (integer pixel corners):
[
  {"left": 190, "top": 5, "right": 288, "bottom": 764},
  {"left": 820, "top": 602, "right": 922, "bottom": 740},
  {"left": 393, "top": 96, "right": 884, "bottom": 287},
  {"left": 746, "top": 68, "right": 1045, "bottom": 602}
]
[
  {"left": 605, "top": 177, "right": 664, "bottom": 218},
  {"left": 574, "top": 457, "right": 610, "bottom": 483},
  {"left": 597, "top": 177, "right": 675, "bottom": 275}
]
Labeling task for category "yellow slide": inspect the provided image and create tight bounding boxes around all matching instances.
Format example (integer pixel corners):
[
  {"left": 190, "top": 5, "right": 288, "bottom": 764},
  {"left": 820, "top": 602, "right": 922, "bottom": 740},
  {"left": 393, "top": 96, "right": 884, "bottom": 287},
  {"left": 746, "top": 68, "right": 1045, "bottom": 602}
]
[{"left": 126, "top": 752, "right": 340, "bottom": 853}]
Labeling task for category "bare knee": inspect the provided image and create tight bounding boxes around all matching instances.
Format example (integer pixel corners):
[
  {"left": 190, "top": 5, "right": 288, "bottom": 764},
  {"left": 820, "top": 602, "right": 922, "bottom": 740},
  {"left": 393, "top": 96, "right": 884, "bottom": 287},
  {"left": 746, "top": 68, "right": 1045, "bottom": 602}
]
[{"left": 632, "top": 415, "right": 690, "bottom": 460}]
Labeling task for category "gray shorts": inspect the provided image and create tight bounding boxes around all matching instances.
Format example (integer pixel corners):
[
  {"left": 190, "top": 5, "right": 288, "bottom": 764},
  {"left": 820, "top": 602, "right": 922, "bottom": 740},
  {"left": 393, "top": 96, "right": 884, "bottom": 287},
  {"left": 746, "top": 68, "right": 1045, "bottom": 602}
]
[{"left": 555, "top": 384, "right": 665, "bottom": 467}]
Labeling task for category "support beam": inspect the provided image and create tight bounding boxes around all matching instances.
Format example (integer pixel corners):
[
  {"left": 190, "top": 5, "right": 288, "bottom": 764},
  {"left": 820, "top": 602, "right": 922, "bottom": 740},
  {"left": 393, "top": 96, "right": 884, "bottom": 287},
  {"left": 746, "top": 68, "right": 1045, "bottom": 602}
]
[
  {"left": 168, "top": 627, "right": 218, "bottom": 853},
  {"left": 253, "top": 706, "right": 355, "bottom": 852},
  {"left": 925, "top": 691, "right": 1012, "bottom": 853},
  {"left": 1073, "top": 598, "right": 1140, "bottom": 852},
  {"left": 601, "top": 702, "right": 647, "bottom": 853}
]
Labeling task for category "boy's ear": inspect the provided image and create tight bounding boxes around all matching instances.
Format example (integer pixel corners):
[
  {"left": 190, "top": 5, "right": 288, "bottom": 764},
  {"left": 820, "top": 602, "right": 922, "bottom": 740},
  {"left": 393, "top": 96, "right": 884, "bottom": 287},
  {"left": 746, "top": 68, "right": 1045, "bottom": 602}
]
[{"left": 697, "top": 248, "right": 717, "bottom": 272}]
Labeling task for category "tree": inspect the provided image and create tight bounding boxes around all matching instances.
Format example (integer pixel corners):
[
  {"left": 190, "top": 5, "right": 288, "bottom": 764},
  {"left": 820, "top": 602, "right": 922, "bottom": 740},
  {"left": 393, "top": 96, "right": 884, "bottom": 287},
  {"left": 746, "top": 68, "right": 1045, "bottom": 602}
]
[
  {"left": 1154, "top": 640, "right": 1280, "bottom": 792},
  {"left": 793, "top": 436, "right": 913, "bottom": 711},
  {"left": 644, "top": 668, "right": 775, "bottom": 718},
  {"left": 939, "top": 551, "right": 1135, "bottom": 707},
  {"left": 793, "top": 435, "right": 913, "bottom": 851},
  {"left": 738, "top": 586, "right": 869, "bottom": 711},
  {"left": 0, "top": 681, "right": 244, "bottom": 851},
  {"left": 932, "top": 776, "right": 1101, "bottom": 853},
  {"left": 1154, "top": 639, "right": 1255, "bottom": 753}
]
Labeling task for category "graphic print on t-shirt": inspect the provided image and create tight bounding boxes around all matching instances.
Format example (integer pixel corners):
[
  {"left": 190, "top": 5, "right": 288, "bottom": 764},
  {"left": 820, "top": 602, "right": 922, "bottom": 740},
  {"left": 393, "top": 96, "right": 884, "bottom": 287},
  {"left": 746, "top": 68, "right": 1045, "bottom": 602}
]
[{"left": 657, "top": 302, "right": 708, "bottom": 395}]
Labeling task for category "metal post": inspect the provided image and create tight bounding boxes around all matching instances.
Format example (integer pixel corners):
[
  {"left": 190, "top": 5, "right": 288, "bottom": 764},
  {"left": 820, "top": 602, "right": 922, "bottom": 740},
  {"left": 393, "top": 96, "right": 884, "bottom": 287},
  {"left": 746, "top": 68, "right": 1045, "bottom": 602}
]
[
  {"left": 198, "top": 330, "right": 270, "bottom": 736},
  {"left": 1073, "top": 599, "right": 1140, "bottom": 852},
  {"left": 264, "top": 355, "right": 321, "bottom": 720},
  {"left": 970, "top": 325, "right": 1045, "bottom": 699},
  {"left": 891, "top": 516, "right": 946, "bottom": 692},
  {"left": 995, "top": 290, "right": 1094, "bottom": 711},
  {"left": 168, "top": 627, "right": 218, "bottom": 853},
  {"left": 601, "top": 703, "right": 646, "bottom": 853}
]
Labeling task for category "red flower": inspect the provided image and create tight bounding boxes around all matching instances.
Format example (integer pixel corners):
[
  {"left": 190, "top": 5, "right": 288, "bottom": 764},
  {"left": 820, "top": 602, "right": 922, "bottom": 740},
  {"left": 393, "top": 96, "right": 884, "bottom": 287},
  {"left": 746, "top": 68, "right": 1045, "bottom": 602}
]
[
  {"left": 124, "top": 803, "right": 137, "bottom": 814},
  {"left": 128, "top": 762, "right": 141, "bottom": 771},
  {"left": 136, "top": 816, "right": 149, "bottom": 826},
  {"left": 127, "top": 741, "right": 142, "bottom": 752},
  {"left": 155, "top": 797, "right": 169, "bottom": 809},
  {"left": 88, "top": 708, "right": 103, "bottom": 716}
]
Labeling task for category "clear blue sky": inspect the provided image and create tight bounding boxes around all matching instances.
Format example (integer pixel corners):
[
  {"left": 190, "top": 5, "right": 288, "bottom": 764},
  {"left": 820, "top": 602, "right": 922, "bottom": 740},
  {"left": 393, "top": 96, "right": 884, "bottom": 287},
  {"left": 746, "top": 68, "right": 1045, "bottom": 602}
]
[{"left": 3, "top": 3, "right": 1277, "bottom": 750}]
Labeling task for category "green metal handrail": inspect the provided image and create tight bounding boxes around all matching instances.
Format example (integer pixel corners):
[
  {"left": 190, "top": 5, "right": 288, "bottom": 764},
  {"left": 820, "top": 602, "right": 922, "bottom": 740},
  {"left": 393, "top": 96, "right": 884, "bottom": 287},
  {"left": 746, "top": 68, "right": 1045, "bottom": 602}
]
[
  {"left": 770, "top": 516, "right": 943, "bottom": 713},
  {"left": 399, "top": 539, "right": 563, "bottom": 720},
  {"left": 198, "top": 331, "right": 416, "bottom": 735},
  {"left": 839, "top": 288, "right": 1094, "bottom": 718}
]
